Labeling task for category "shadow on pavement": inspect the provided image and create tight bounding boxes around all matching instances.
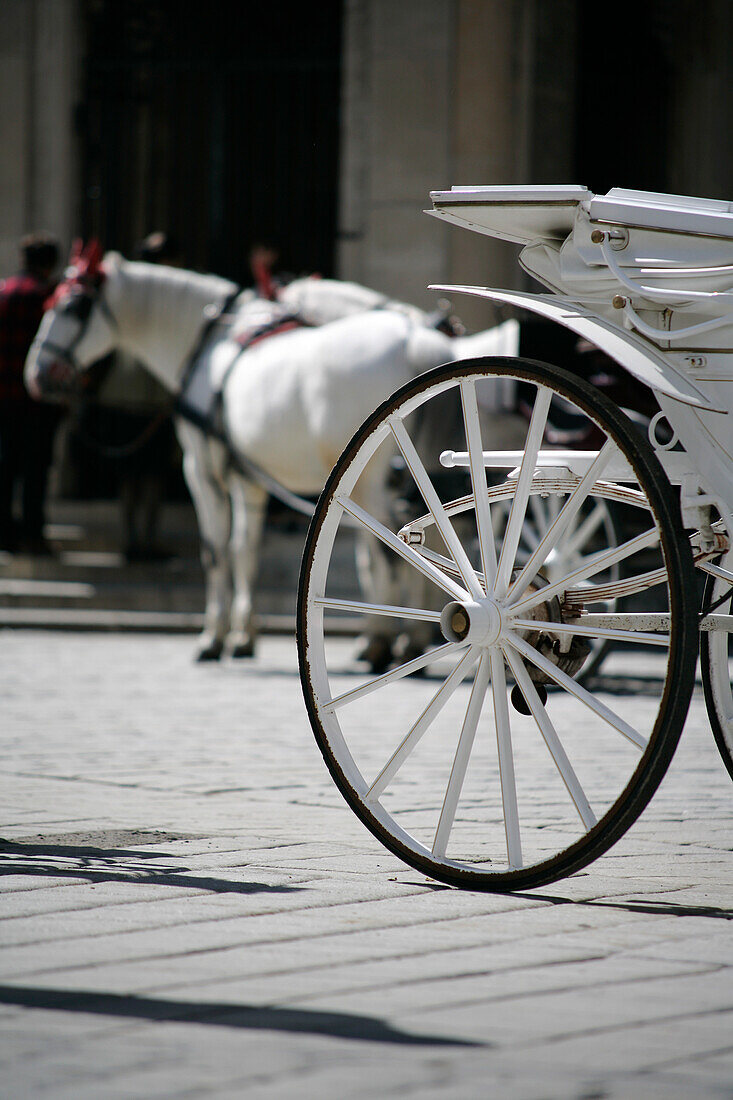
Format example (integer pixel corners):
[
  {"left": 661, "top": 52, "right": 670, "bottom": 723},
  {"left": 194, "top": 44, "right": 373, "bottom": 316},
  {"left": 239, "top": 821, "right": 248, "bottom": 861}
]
[
  {"left": 0, "top": 840, "right": 303, "bottom": 896},
  {"left": 0, "top": 984, "right": 483, "bottom": 1046},
  {"left": 510, "top": 891, "right": 733, "bottom": 921}
]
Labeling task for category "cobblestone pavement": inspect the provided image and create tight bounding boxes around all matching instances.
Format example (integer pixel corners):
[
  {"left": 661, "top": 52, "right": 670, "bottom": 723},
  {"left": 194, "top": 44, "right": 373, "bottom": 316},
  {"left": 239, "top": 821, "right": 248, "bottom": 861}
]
[{"left": 1, "top": 629, "right": 732, "bottom": 1099}]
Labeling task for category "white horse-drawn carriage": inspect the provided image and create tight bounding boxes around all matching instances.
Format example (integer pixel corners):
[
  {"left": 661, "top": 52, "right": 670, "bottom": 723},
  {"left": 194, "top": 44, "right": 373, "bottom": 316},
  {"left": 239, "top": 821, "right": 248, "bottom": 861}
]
[
  {"left": 26, "top": 185, "right": 733, "bottom": 891},
  {"left": 296, "top": 186, "right": 733, "bottom": 890}
]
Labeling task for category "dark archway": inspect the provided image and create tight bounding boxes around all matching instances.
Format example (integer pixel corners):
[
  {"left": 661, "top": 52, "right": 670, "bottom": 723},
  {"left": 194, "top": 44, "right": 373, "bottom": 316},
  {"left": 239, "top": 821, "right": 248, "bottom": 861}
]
[{"left": 80, "top": 0, "right": 343, "bottom": 284}]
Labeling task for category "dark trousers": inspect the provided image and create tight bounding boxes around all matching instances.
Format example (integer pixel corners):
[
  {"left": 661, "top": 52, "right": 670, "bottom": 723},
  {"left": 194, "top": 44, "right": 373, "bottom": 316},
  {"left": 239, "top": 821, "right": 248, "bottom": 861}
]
[{"left": 0, "top": 407, "right": 59, "bottom": 546}]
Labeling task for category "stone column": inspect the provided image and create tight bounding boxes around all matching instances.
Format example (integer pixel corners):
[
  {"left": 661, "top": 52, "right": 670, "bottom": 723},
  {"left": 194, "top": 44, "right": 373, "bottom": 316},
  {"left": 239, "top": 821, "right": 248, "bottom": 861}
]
[
  {"left": 337, "top": 0, "right": 455, "bottom": 309},
  {"left": 338, "top": 0, "right": 539, "bottom": 330},
  {"left": 445, "top": 0, "right": 529, "bottom": 331},
  {"left": 0, "top": 0, "right": 81, "bottom": 275}
]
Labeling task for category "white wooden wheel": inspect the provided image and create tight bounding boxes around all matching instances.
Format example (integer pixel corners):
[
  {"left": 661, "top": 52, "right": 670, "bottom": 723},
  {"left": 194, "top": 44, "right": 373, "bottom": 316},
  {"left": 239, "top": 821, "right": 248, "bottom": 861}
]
[
  {"left": 701, "top": 546, "right": 733, "bottom": 780},
  {"left": 297, "top": 358, "right": 699, "bottom": 890}
]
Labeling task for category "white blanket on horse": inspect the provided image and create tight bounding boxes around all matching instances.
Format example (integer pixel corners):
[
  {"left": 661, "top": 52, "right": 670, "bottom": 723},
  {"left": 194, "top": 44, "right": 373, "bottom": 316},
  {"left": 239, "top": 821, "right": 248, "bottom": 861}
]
[
  {"left": 278, "top": 276, "right": 427, "bottom": 327},
  {"left": 179, "top": 279, "right": 518, "bottom": 436}
]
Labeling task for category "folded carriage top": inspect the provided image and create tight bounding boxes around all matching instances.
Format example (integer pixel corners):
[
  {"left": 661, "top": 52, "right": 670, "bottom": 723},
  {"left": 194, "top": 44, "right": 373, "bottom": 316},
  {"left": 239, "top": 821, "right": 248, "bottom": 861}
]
[
  {"left": 427, "top": 185, "right": 592, "bottom": 245},
  {"left": 429, "top": 186, "right": 733, "bottom": 329},
  {"left": 429, "top": 185, "right": 733, "bottom": 245}
]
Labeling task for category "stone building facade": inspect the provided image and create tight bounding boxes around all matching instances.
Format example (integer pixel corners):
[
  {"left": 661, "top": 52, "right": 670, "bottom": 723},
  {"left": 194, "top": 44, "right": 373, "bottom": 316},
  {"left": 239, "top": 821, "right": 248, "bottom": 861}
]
[{"left": 2, "top": 0, "right": 731, "bottom": 335}]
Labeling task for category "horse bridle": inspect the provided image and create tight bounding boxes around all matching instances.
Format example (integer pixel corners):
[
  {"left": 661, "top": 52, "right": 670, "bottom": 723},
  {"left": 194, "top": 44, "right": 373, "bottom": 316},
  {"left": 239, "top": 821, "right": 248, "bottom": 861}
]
[
  {"left": 40, "top": 281, "right": 118, "bottom": 388},
  {"left": 38, "top": 279, "right": 178, "bottom": 459}
]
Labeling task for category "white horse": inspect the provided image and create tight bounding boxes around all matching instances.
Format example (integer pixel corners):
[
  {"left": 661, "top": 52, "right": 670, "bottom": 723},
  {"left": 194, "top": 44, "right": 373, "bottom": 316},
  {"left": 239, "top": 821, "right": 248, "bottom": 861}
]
[{"left": 25, "top": 241, "right": 518, "bottom": 665}]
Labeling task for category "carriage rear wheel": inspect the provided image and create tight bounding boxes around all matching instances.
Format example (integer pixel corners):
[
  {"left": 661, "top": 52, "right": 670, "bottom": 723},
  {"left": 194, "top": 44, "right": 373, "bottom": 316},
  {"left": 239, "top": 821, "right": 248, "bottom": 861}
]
[
  {"left": 297, "top": 358, "right": 699, "bottom": 890},
  {"left": 701, "top": 547, "right": 733, "bottom": 780}
]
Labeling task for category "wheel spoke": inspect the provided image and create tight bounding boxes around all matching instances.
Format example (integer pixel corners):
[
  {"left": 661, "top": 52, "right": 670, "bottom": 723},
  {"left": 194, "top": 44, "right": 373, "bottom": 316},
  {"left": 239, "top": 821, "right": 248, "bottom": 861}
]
[
  {"left": 490, "top": 648, "right": 523, "bottom": 868},
  {"left": 432, "top": 651, "right": 492, "bottom": 858},
  {"left": 336, "top": 494, "right": 470, "bottom": 601},
  {"left": 460, "top": 379, "right": 497, "bottom": 589},
  {"left": 314, "top": 596, "right": 442, "bottom": 623},
  {"left": 494, "top": 386, "right": 552, "bottom": 598},
  {"left": 503, "top": 646, "right": 596, "bottom": 830},
  {"left": 366, "top": 647, "right": 480, "bottom": 801},
  {"left": 510, "top": 617, "right": 670, "bottom": 647},
  {"left": 389, "top": 416, "right": 484, "bottom": 600},
  {"left": 510, "top": 526, "right": 661, "bottom": 616},
  {"left": 699, "top": 560, "right": 733, "bottom": 585},
  {"left": 505, "top": 631, "right": 648, "bottom": 749},
  {"left": 508, "top": 442, "right": 616, "bottom": 602},
  {"left": 326, "top": 641, "right": 469, "bottom": 710}
]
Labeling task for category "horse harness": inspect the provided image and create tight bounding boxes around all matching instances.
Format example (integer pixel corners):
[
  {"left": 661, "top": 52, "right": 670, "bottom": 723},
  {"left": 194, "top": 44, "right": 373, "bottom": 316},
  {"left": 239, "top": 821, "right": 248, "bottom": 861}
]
[{"left": 174, "top": 292, "right": 321, "bottom": 517}]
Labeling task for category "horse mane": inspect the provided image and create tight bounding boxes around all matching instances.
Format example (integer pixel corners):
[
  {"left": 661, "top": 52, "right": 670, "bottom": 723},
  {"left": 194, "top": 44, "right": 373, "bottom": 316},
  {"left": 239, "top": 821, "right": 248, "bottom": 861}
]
[
  {"left": 105, "top": 253, "right": 237, "bottom": 321},
  {"left": 102, "top": 254, "right": 239, "bottom": 379}
]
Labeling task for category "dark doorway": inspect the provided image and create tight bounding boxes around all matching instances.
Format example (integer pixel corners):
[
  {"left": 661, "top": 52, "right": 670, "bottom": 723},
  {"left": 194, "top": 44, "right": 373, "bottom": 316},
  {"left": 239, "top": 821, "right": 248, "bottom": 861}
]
[
  {"left": 574, "top": 4, "right": 674, "bottom": 195},
  {"left": 80, "top": 0, "right": 343, "bottom": 284}
]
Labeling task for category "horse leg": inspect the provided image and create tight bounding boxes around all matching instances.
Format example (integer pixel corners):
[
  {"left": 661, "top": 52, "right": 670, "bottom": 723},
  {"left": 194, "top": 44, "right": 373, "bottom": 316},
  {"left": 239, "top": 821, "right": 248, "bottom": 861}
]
[
  {"left": 177, "top": 422, "right": 232, "bottom": 661},
  {"left": 354, "top": 535, "right": 397, "bottom": 672},
  {"left": 227, "top": 476, "right": 267, "bottom": 658},
  {"left": 351, "top": 469, "right": 408, "bottom": 674},
  {"left": 354, "top": 472, "right": 436, "bottom": 673},
  {"left": 353, "top": 533, "right": 394, "bottom": 672}
]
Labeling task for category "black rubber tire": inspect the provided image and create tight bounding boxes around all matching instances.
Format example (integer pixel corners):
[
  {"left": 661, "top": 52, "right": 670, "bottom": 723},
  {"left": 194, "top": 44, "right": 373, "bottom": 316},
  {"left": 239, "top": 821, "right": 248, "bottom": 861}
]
[
  {"left": 297, "top": 357, "right": 699, "bottom": 890},
  {"left": 701, "top": 562, "right": 733, "bottom": 781}
]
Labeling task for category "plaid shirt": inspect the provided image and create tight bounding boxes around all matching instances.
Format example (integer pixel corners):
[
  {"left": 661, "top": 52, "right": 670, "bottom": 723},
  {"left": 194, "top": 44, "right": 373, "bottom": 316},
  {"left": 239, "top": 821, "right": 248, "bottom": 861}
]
[{"left": 0, "top": 272, "right": 50, "bottom": 404}]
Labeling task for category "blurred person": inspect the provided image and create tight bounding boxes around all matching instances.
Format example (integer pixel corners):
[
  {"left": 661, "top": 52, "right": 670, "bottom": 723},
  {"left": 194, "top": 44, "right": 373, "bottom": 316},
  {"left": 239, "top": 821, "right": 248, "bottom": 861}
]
[
  {"left": 0, "top": 234, "right": 61, "bottom": 553},
  {"left": 250, "top": 243, "right": 281, "bottom": 299}
]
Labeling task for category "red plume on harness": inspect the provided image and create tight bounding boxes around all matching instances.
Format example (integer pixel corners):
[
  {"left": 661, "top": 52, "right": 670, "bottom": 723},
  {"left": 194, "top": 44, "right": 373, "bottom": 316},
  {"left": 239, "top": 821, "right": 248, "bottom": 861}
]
[{"left": 45, "top": 238, "right": 106, "bottom": 311}]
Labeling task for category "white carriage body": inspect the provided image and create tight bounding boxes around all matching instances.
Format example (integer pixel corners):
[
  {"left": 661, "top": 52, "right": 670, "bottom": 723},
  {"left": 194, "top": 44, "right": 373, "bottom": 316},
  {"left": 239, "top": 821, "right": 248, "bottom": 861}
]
[{"left": 428, "top": 186, "right": 733, "bottom": 527}]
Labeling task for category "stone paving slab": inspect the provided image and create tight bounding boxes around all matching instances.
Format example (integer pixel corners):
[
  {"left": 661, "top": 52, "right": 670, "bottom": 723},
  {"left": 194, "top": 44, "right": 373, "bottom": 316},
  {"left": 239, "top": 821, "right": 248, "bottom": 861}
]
[{"left": 1, "top": 630, "right": 732, "bottom": 1099}]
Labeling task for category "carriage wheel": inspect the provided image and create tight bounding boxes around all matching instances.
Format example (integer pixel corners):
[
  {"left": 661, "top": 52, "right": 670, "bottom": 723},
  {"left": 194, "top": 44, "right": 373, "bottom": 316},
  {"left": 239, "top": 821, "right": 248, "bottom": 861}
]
[
  {"left": 701, "top": 547, "right": 733, "bottom": 780},
  {"left": 297, "top": 358, "right": 698, "bottom": 890}
]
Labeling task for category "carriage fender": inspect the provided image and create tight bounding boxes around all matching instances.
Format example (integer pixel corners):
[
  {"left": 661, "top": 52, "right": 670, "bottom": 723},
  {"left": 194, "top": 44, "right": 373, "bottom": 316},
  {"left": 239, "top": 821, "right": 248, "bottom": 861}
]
[{"left": 429, "top": 283, "right": 721, "bottom": 412}]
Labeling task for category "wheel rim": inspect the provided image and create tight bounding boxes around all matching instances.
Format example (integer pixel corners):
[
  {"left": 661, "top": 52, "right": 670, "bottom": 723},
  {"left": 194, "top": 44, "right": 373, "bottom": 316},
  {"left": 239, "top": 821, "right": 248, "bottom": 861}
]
[
  {"left": 298, "top": 359, "right": 698, "bottom": 889},
  {"left": 701, "top": 547, "right": 733, "bottom": 779}
]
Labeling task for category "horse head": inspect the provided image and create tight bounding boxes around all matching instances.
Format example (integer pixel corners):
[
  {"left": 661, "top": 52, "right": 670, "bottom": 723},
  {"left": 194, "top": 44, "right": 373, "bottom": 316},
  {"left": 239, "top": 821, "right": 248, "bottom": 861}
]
[{"left": 25, "top": 239, "right": 117, "bottom": 400}]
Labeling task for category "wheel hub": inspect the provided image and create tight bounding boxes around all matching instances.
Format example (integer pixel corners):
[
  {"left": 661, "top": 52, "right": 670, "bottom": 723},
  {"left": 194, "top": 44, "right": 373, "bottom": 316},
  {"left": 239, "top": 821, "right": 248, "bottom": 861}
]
[{"left": 440, "top": 597, "right": 503, "bottom": 647}]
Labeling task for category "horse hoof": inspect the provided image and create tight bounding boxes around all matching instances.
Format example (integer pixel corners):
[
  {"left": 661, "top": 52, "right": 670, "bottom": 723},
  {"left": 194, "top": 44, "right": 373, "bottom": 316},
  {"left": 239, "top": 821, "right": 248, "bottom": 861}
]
[
  {"left": 229, "top": 640, "right": 256, "bottom": 659},
  {"left": 195, "top": 640, "right": 224, "bottom": 662}
]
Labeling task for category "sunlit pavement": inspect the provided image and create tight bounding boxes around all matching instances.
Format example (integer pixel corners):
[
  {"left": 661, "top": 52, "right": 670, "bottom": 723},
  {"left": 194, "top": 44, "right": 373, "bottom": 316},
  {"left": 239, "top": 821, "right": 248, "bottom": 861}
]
[{"left": 1, "top": 630, "right": 731, "bottom": 1099}]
